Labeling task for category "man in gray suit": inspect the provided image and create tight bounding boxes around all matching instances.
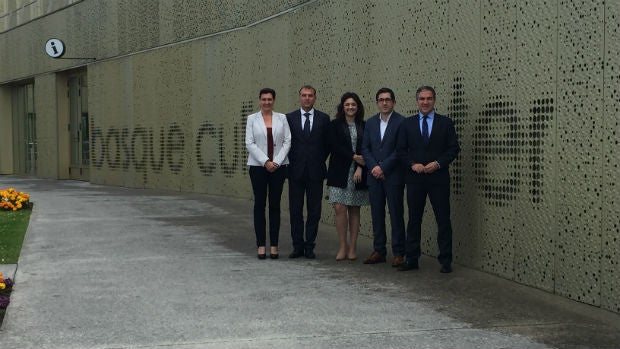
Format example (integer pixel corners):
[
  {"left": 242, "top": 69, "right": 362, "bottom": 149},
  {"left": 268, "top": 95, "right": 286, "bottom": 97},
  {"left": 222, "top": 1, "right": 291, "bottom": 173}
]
[{"left": 361, "top": 87, "right": 406, "bottom": 267}]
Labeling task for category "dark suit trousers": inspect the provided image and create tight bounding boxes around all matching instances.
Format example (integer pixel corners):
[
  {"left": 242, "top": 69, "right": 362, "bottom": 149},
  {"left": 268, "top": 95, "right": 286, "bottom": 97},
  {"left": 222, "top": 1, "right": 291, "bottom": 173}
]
[
  {"left": 288, "top": 172, "right": 323, "bottom": 252},
  {"left": 405, "top": 178, "right": 453, "bottom": 266},
  {"left": 368, "top": 180, "right": 406, "bottom": 256},
  {"left": 249, "top": 165, "right": 288, "bottom": 247}
]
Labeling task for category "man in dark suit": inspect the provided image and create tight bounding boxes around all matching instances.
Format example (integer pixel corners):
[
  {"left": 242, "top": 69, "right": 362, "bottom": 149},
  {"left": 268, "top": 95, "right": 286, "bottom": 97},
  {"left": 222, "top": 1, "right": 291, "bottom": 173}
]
[
  {"left": 396, "top": 85, "right": 460, "bottom": 273},
  {"left": 286, "top": 85, "right": 331, "bottom": 259},
  {"left": 361, "top": 87, "right": 407, "bottom": 267}
]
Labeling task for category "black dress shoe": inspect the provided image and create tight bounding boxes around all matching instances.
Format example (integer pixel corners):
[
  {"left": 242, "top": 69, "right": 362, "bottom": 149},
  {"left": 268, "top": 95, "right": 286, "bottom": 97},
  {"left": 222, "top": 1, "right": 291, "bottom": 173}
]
[
  {"left": 440, "top": 264, "right": 452, "bottom": 273},
  {"left": 397, "top": 260, "right": 419, "bottom": 271},
  {"left": 289, "top": 250, "right": 304, "bottom": 258},
  {"left": 305, "top": 249, "right": 316, "bottom": 259}
]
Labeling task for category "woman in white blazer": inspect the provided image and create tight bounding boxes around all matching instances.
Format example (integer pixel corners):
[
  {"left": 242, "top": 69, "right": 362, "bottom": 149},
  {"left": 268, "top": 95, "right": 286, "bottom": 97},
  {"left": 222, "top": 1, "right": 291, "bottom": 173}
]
[{"left": 245, "top": 88, "right": 291, "bottom": 259}]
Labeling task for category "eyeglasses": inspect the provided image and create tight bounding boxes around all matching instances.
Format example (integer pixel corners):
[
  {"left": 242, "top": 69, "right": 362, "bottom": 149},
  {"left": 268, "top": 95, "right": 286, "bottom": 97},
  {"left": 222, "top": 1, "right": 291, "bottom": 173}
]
[{"left": 377, "top": 98, "right": 393, "bottom": 103}]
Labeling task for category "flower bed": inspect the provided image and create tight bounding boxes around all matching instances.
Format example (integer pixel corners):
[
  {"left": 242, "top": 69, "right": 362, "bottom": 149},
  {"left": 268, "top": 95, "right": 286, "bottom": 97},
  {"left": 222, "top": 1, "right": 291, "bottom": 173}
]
[
  {"left": 0, "top": 272, "right": 12, "bottom": 305},
  {"left": 0, "top": 272, "right": 13, "bottom": 324},
  {"left": 0, "top": 188, "right": 31, "bottom": 211}
]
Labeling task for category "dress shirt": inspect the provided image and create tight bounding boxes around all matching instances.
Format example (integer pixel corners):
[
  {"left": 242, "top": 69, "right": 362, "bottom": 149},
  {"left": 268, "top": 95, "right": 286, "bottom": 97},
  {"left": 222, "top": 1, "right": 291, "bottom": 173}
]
[
  {"left": 300, "top": 108, "right": 315, "bottom": 131},
  {"left": 419, "top": 111, "right": 435, "bottom": 135},
  {"left": 380, "top": 112, "right": 393, "bottom": 140},
  {"left": 419, "top": 110, "right": 440, "bottom": 168}
]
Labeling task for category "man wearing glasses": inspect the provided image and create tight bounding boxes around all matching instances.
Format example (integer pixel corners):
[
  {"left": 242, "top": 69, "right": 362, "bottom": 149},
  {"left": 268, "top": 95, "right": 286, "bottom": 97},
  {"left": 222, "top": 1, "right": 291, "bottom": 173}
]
[{"left": 361, "top": 87, "right": 407, "bottom": 267}]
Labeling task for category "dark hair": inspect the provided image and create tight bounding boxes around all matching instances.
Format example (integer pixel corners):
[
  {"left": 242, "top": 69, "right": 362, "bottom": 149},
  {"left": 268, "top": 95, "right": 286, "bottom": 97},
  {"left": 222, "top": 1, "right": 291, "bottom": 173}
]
[
  {"left": 375, "top": 87, "right": 395, "bottom": 101},
  {"left": 259, "top": 87, "right": 276, "bottom": 99},
  {"left": 415, "top": 85, "right": 436, "bottom": 99},
  {"left": 298, "top": 85, "right": 316, "bottom": 96},
  {"left": 336, "top": 92, "right": 365, "bottom": 124}
]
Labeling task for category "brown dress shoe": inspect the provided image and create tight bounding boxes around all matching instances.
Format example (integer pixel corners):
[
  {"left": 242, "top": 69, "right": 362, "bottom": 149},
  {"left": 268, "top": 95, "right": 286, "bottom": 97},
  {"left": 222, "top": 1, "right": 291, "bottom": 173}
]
[
  {"left": 391, "top": 256, "right": 405, "bottom": 267},
  {"left": 363, "top": 251, "right": 386, "bottom": 264}
]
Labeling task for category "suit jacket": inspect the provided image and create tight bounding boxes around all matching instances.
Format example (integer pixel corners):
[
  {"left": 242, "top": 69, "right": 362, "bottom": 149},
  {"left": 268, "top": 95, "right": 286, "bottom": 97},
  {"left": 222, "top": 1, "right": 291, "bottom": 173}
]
[
  {"left": 245, "top": 111, "right": 291, "bottom": 166},
  {"left": 396, "top": 112, "right": 460, "bottom": 184},
  {"left": 286, "top": 109, "right": 331, "bottom": 181},
  {"left": 326, "top": 118, "right": 368, "bottom": 190},
  {"left": 361, "top": 112, "right": 405, "bottom": 186}
]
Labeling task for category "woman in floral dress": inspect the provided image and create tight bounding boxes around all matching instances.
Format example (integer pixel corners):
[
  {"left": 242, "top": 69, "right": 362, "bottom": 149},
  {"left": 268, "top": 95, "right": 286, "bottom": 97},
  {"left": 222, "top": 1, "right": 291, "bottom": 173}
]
[{"left": 326, "top": 92, "right": 370, "bottom": 260}]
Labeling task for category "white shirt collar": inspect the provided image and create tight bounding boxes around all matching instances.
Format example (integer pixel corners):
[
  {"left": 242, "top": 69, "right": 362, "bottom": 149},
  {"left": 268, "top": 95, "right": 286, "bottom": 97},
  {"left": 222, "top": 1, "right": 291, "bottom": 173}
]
[{"left": 380, "top": 111, "right": 393, "bottom": 123}]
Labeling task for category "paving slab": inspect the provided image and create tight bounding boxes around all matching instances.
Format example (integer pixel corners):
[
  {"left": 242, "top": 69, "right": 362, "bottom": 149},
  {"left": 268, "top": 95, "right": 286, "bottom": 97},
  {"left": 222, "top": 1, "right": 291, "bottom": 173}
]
[{"left": 0, "top": 176, "right": 619, "bottom": 349}]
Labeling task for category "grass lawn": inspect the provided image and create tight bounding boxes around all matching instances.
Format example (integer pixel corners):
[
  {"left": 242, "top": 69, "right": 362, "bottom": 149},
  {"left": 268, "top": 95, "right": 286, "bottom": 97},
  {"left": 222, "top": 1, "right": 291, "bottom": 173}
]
[
  {"left": 0, "top": 209, "right": 31, "bottom": 264},
  {"left": 0, "top": 208, "right": 31, "bottom": 326}
]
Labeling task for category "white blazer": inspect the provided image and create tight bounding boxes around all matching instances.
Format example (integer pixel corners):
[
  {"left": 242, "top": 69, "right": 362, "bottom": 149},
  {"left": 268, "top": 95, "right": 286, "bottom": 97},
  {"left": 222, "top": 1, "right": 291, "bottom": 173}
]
[{"left": 245, "top": 111, "right": 291, "bottom": 166}]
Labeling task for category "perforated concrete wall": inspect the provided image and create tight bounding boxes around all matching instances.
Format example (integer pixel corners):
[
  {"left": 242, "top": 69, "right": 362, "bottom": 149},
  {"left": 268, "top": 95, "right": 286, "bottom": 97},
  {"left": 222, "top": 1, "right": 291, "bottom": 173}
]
[
  {"left": 602, "top": 0, "right": 620, "bottom": 314},
  {"left": 1, "top": 0, "right": 619, "bottom": 313}
]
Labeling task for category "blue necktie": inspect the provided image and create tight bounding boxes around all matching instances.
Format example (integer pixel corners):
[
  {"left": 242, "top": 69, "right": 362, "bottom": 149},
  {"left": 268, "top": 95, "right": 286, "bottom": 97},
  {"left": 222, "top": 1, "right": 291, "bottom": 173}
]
[
  {"left": 422, "top": 115, "right": 429, "bottom": 144},
  {"left": 303, "top": 112, "right": 311, "bottom": 138}
]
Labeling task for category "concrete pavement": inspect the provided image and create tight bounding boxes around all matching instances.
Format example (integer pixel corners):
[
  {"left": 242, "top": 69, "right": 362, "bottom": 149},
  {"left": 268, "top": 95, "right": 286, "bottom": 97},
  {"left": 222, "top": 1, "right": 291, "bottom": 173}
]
[{"left": 0, "top": 176, "right": 618, "bottom": 349}]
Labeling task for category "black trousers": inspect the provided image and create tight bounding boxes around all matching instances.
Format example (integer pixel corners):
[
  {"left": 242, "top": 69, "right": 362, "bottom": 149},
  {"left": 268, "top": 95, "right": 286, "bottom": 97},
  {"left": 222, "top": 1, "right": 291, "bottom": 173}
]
[
  {"left": 288, "top": 172, "right": 324, "bottom": 252},
  {"left": 249, "top": 165, "right": 288, "bottom": 247},
  {"left": 368, "top": 181, "right": 406, "bottom": 256},
  {"left": 405, "top": 178, "right": 453, "bottom": 266}
]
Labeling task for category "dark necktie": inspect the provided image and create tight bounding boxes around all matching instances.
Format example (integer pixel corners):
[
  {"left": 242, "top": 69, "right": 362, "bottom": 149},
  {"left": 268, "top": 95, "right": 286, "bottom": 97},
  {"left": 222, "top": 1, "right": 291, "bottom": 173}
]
[
  {"left": 422, "top": 114, "right": 429, "bottom": 144},
  {"left": 303, "top": 112, "right": 311, "bottom": 138}
]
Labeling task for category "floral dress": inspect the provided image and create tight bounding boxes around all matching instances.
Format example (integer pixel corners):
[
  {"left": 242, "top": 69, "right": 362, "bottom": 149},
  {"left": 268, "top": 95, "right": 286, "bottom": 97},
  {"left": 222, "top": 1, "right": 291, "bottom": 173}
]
[{"left": 328, "top": 124, "right": 370, "bottom": 206}]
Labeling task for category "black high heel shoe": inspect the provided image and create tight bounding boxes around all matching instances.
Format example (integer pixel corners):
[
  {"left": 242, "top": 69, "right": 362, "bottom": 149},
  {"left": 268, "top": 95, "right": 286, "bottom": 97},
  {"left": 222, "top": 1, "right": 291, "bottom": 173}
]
[
  {"left": 257, "top": 247, "right": 266, "bottom": 260},
  {"left": 269, "top": 247, "right": 279, "bottom": 259}
]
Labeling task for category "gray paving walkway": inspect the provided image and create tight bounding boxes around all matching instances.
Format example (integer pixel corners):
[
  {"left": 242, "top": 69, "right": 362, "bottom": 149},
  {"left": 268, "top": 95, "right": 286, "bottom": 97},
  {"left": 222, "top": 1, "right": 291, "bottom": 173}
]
[{"left": 0, "top": 176, "right": 618, "bottom": 349}]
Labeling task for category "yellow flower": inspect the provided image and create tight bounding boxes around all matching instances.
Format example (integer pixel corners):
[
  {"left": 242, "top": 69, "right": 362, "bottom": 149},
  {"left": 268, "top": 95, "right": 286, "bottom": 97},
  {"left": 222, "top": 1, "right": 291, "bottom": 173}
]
[{"left": 0, "top": 187, "right": 30, "bottom": 211}]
